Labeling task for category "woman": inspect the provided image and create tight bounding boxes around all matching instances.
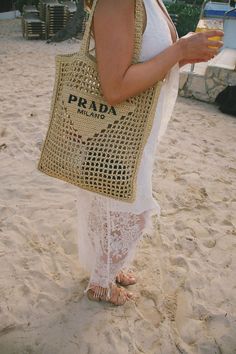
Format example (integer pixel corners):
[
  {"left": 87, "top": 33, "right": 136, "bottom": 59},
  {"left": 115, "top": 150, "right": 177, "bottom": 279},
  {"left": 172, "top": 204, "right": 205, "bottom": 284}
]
[{"left": 77, "top": 0, "right": 223, "bottom": 306}]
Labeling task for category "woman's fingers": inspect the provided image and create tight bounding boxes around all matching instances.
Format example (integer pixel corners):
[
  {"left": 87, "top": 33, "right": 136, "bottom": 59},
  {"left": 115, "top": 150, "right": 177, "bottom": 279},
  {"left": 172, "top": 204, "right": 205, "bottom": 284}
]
[
  {"left": 206, "top": 47, "right": 219, "bottom": 54},
  {"left": 200, "top": 47, "right": 218, "bottom": 61},
  {"left": 207, "top": 40, "right": 224, "bottom": 48},
  {"left": 205, "top": 30, "right": 224, "bottom": 38},
  {"left": 178, "top": 30, "right": 224, "bottom": 62}
]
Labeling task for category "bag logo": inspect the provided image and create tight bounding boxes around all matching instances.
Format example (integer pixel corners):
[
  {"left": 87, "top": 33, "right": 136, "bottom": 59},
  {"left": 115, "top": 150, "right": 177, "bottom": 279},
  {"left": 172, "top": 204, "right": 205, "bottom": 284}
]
[
  {"left": 68, "top": 94, "right": 117, "bottom": 119},
  {"left": 60, "top": 86, "right": 135, "bottom": 141}
]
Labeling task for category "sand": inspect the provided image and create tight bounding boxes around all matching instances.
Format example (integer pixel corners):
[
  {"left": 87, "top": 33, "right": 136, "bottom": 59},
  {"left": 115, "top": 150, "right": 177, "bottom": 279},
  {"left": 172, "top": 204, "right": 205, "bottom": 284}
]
[{"left": 0, "top": 19, "right": 236, "bottom": 354}]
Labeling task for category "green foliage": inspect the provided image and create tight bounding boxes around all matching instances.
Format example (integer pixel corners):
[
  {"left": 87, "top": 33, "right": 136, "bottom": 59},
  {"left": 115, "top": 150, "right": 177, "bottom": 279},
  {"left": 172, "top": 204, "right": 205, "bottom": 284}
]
[
  {"left": 165, "top": 3, "right": 202, "bottom": 37},
  {"left": 181, "top": 0, "right": 204, "bottom": 6}
]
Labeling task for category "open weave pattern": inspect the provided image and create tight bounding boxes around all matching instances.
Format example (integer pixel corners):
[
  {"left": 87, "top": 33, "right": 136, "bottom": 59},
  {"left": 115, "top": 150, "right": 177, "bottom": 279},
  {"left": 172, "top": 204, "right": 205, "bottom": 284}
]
[{"left": 38, "top": 0, "right": 162, "bottom": 202}]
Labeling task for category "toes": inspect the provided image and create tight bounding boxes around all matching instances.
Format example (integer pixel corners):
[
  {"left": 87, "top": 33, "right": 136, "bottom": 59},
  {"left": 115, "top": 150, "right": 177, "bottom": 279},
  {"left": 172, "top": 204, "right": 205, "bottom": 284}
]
[
  {"left": 129, "top": 276, "right": 136, "bottom": 282},
  {"left": 116, "top": 272, "right": 136, "bottom": 285},
  {"left": 124, "top": 275, "right": 136, "bottom": 285},
  {"left": 126, "top": 291, "right": 134, "bottom": 299},
  {"left": 116, "top": 289, "right": 128, "bottom": 305}
]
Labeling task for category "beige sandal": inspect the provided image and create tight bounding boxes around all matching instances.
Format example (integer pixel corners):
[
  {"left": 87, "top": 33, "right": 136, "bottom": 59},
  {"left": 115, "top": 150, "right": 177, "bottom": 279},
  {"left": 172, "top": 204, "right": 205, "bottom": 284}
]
[
  {"left": 116, "top": 270, "right": 137, "bottom": 286},
  {"left": 86, "top": 283, "right": 136, "bottom": 306}
]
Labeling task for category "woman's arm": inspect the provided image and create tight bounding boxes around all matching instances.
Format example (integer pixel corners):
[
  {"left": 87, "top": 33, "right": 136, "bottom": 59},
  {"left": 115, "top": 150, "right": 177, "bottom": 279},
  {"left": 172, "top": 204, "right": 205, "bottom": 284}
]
[{"left": 93, "top": 0, "right": 223, "bottom": 105}]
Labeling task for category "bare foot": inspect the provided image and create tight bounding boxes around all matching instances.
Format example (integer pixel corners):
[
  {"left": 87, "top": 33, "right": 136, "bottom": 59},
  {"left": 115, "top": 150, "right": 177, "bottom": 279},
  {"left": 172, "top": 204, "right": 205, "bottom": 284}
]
[{"left": 116, "top": 270, "right": 137, "bottom": 286}]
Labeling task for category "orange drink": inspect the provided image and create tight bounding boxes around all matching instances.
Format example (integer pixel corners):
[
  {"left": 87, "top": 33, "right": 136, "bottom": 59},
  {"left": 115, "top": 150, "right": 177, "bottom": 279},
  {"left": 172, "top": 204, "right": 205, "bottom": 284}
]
[{"left": 196, "top": 18, "right": 223, "bottom": 47}]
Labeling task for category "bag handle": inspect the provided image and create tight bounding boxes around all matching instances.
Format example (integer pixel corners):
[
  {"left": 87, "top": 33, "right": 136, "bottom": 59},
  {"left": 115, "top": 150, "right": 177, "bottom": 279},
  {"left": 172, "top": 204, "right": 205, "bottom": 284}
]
[{"left": 80, "top": 0, "right": 144, "bottom": 64}]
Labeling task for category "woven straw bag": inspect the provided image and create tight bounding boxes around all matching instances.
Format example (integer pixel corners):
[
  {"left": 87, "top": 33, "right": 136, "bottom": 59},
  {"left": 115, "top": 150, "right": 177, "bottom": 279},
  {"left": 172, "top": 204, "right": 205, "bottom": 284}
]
[{"left": 38, "top": 0, "right": 162, "bottom": 203}]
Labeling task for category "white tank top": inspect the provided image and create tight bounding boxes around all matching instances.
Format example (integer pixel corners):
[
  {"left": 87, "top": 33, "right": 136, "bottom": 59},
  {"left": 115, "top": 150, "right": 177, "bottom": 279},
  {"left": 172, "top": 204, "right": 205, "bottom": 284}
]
[
  {"left": 139, "top": 0, "right": 180, "bottom": 143},
  {"left": 113, "top": 0, "right": 180, "bottom": 214},
  {"left": 140, "top": 0, "right": 173, "bottom": 62}
]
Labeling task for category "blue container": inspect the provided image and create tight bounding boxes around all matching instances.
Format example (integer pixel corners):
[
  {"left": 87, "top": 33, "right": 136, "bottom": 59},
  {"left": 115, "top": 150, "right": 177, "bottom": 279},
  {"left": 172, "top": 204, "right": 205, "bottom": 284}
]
[
  {"left": 223, "top": 9, "right": 236, "bottom": 49},
  {"left": 203, "top": 2, "right": 233, "bottom": 18}
]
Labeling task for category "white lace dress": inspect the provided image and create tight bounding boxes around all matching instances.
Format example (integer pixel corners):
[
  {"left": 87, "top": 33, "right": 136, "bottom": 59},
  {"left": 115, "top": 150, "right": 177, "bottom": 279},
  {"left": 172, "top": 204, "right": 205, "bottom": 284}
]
[{"left": 76, "top": 0, "right": 179, "bottom": 295}]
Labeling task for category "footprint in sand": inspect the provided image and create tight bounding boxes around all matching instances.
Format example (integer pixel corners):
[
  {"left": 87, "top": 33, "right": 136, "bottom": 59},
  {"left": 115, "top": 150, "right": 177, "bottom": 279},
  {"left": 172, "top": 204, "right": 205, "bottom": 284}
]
[
  {"left": 134, "top": 318, "right": 161, "bottom": 353},
  {"left": 0, "top": 128, "right": 7, "bottom": 137},
  {"left": 0, "top": 206, "right": 15, "bottom": 221},
  {"left": 202, "top": 238, "right": 216, "bottom": 249},
  {"left": 163, "top": 293, "right": 177, "bottom": 322},
  {"left": 170, "top": 255, "right": 189, "bottom": 270},
  {"left": 0, "top": 143, "right": 7, "bottom": 151},
  {"left": 137, "top": 290, "right": 163, "bottom": 328}
]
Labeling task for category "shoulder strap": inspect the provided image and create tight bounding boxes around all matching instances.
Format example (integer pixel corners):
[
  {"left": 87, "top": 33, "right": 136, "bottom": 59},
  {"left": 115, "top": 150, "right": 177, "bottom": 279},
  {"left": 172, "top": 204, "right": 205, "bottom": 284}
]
[
  {"left": 133, "top": 0, "right": 145, "bottom": 63},
  {"left": 80, "top": 0, "right": 144, "bottom": 64}
]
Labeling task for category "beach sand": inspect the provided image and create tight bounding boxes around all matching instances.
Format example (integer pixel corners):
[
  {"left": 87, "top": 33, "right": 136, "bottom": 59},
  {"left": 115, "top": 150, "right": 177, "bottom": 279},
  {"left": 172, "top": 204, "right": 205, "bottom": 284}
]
[{"left": 0, "top": 19, "right": 236, "bottom": 354}]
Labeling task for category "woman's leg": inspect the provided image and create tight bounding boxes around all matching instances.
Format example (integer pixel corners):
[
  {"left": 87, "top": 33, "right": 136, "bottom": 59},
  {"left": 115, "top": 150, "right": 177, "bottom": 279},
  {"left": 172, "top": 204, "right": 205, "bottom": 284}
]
[{"left": 77, "top": 190, "right": 152, "bottom": 302}]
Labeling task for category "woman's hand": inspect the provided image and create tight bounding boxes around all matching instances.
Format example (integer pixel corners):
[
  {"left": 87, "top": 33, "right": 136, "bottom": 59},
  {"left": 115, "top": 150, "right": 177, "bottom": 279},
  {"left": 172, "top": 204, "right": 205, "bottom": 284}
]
[{"left": 178, "top": 30, "right": 224, "bottom": 63}]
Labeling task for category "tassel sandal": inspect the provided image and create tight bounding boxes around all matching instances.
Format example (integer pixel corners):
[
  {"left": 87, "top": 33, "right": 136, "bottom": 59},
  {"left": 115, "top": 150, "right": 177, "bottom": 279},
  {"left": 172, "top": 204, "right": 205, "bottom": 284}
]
[
  {"left": 116, "top": 270, "right": 137, "bottom": 286},
  {"left": 86, "top": 283, "right": 136, "bottom": 306}
]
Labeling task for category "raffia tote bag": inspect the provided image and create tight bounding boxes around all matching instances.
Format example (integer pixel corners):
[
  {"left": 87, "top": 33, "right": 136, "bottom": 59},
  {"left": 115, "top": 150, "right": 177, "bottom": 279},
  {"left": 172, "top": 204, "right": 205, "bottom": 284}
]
[{"left": 37, "top": 0, "right": 162, "bottom": 203}]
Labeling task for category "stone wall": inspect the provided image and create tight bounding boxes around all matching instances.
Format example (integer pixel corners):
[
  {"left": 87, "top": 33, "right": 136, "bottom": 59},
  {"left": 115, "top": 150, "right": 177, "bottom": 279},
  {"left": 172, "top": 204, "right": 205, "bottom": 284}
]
[{"left": 179, "top": 66, "right": 236, "bottom": 103}]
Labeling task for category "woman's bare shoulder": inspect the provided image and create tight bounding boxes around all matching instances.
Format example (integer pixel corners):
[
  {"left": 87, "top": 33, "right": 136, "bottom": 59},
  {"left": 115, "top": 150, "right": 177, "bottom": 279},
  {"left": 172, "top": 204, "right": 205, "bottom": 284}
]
[
  {"left": 92, "top": 0, "right": 135, "bottom": 36},
  {"left": 94, "top": 0, "right": 135, "bottom": 15},
  {"left": 92, "top": 0, "right": 136, "bottom": 104},
  {"left": 93, "top": 0, "right": 135, "bottom": 32}
]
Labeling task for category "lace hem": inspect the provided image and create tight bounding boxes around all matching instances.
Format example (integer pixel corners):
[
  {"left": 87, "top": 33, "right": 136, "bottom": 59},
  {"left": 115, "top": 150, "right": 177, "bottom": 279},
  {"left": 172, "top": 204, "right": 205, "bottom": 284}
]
[{"left": 76, "top": 189, "right": 159, "bottom": 290}]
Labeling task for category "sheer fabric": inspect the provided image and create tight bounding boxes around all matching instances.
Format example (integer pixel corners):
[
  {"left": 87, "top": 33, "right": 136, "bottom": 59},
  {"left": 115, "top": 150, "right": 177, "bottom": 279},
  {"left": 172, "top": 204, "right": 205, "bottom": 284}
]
[
  {"left": 77, "top": 189, "right": 155, "bottom": 295},
  {"left": 76, "top": 0, "right": 179, "bottom": 295}
]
